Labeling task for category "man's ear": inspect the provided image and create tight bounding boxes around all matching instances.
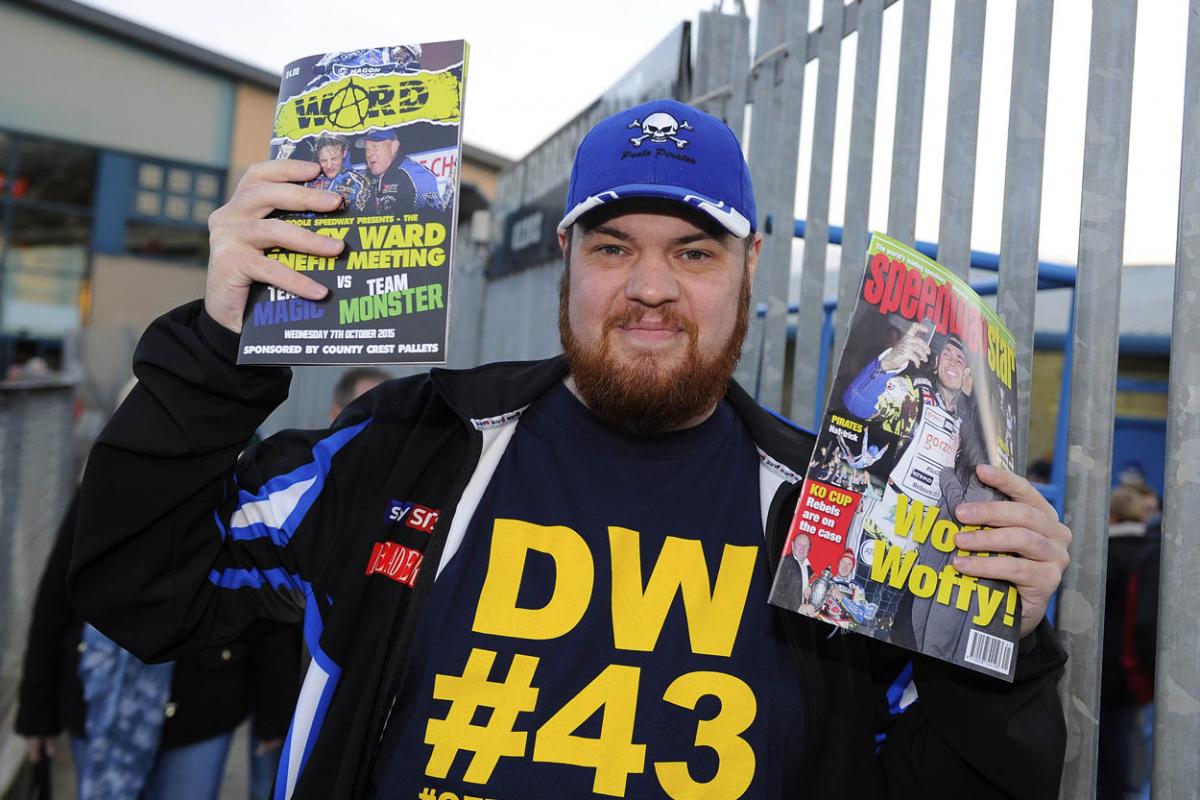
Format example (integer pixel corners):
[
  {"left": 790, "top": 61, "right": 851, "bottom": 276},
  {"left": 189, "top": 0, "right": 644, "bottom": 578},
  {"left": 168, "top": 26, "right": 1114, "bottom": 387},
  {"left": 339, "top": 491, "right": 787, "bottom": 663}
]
[
  {"left": 558, "top": 228, "right": 571, "bottom": 259},
  {"left": 745, "top": 232, "right": 764, "bottom": 284}
]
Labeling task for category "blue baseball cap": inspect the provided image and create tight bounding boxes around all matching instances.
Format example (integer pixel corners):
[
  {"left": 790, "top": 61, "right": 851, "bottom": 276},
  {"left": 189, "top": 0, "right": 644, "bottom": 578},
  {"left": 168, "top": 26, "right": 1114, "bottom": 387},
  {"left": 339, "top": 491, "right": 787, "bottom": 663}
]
[
  {"left": 357, "top": 129, "right": 398, "bottom": 145},
  {"left": 557, "top": 99, "right": 757, "bottom": 238}
]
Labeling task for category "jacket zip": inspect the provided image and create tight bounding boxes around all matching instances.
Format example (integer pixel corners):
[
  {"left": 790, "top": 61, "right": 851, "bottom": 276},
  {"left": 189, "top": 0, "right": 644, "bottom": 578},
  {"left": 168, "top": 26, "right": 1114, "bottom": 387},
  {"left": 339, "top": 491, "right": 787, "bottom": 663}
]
[{"left": 350, "top": 405, "right": 485, "bottom": 797}]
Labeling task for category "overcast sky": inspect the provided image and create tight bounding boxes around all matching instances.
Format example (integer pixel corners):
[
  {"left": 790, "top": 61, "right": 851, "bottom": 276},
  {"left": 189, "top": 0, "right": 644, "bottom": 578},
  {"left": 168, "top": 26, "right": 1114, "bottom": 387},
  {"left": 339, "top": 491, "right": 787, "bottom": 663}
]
[{"left": 76, "top": 0, "right": 1190, "bottom": 267}]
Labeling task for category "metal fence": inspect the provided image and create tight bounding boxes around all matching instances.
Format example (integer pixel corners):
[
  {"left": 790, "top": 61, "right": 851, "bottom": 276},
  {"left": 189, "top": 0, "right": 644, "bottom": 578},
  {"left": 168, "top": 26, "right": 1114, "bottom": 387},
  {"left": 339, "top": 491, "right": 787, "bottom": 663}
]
[
  {"left": 0, "top": 380, "right": 77, "bottom": 787},
  {"left": 472, "top": 0, "right": 1200, "bottom": 796}
]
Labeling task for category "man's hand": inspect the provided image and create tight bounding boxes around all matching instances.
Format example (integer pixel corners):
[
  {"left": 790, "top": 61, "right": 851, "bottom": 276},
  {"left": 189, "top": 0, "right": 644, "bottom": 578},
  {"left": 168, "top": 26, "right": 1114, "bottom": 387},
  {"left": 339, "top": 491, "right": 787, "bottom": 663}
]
[
  {"left": 205, "top": 160, "right": 347, "bottom": 333},
  {"left": 951, "top": 465, "right": 1072, "bottom": 638},
  {"left": 962, "top": 365, "right": 973, "bottom": 396},
  {"left": 25, "top": 736, "right": 56, "bottom": 763},
  {"left": 880, "top": 322, "right": 932, "bottom": 372}
]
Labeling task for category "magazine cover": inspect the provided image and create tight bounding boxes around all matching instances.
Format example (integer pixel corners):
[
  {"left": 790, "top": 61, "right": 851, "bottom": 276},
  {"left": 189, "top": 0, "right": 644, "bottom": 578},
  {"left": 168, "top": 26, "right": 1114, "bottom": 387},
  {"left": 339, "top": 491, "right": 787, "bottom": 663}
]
[
  {"left": 238, "top": 41, "right": 468, "bottom": 365},
  {"left": 769, "top": 233, "right": 1022, "bottom": 680}
]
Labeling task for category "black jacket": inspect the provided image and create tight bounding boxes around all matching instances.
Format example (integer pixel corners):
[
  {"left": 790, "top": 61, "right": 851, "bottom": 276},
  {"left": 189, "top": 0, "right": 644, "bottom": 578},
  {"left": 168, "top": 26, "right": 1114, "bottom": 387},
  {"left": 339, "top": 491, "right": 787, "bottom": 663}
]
[
  {"left": 1100, "top": 522, "right": 1151, "bottom": 703},
  {"left": 16, "top": 491, "right": 302, "bottom": 748},
  {"left": 69, "top": 301, "right": 1067, "bottom": 798}
]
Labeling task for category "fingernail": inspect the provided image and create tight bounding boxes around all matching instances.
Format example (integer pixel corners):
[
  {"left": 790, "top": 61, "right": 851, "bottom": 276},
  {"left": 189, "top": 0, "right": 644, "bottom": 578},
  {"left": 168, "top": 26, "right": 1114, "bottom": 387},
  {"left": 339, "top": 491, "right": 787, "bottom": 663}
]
[
  {"left": 978, "top": 464, "right": 995, "bottom": 479},
  {"left": 957, "top": 503, "right": 976, "bottom": 521},
  {"left": 955, "top": 531, "right": 975, "bottom": 547},
  {"left": 953, "top": 556, "right": 966, "bottom": 569}
]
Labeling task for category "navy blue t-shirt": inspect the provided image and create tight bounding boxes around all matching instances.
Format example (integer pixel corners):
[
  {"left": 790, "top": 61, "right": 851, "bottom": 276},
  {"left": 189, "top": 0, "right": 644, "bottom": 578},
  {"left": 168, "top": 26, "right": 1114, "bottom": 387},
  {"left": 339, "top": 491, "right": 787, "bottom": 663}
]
[{"left": 373, "top": 383, "right": 804, "bottom": 798}]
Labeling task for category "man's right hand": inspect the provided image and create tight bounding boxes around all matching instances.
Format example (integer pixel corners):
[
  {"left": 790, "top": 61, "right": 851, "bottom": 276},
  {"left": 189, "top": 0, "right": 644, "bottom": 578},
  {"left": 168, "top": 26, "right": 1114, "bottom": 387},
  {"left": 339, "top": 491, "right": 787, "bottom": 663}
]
[
  {"left": 879, "top": 321, "right": 932, "bottom": 372},
  {"left": 26, "top": 736, "right": 56, "bottom": 763},
  {"left": 205, "top": 160, "right": 347, "bottom": 333}
]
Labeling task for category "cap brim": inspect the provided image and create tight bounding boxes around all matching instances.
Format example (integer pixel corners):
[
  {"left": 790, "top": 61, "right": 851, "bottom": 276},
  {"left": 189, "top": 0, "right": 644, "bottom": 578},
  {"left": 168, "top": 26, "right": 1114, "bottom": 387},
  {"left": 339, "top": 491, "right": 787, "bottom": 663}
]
[{"left": 556, "top": 184, "right": 751, "bottom": 238}]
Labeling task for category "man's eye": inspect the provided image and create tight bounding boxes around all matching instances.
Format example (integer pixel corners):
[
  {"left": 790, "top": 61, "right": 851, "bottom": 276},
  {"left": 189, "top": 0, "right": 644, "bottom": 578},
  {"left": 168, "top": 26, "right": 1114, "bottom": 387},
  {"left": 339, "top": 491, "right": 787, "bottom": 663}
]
[
  {"left": 681, "top": 249, "right": 709, "bottom": 261},
  {"left": 597, "top": 244, "right": 624, "bottom": 256}
]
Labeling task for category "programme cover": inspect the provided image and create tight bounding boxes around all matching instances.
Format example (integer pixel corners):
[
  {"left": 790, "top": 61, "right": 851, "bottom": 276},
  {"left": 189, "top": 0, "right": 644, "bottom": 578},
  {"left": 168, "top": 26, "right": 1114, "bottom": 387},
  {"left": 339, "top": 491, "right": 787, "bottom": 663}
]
[
  {"left": 769, "top": 233, "right": 1022, "bottom": 680},
  {"left": 238, "top": 41, "right": 468, "bottom": 365}
]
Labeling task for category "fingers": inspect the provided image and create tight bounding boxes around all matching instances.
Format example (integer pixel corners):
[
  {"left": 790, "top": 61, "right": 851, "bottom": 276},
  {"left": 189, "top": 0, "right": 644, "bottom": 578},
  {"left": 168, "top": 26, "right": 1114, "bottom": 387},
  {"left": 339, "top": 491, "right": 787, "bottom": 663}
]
[
  {"left": 973, "top": 464, "right": 1059, "bottom": 517},
  {"left": 237, "top": 218, "right": 346, "bottom": 256},
  {"left": 243, "top": 253, "right": 330, "bottom": 301},
  {"left": 955, "top": 526, "right": 1068, "bottom": 564},
  {"left": 237, "top": 158, "right": 323, "bottom": 190},
  {"left": 205, "top": 158, "right": 350, "bottom": 333},
  {"left": 220, "top": 183, "right": 345, "bottom": 220},
  {"left": 953, "top": 550, "right": 1062, "bottom": 591}
]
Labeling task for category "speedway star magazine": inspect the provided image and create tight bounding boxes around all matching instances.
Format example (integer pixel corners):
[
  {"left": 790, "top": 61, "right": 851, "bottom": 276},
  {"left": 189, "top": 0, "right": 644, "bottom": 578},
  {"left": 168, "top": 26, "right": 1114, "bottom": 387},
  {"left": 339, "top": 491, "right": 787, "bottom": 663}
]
[
  {"left": 238, "top": 42, "right": 468, "bottom": 365},
  {"left": 769, "top": 234, "right": 1022, "bottom": 680}
]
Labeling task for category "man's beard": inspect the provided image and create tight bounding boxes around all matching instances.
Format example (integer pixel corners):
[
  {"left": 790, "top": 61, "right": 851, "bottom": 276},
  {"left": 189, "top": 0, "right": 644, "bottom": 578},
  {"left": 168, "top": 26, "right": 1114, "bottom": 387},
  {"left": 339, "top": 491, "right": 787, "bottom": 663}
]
[{"left": 558, "top": 265, "right": 752, "bottom": 437}]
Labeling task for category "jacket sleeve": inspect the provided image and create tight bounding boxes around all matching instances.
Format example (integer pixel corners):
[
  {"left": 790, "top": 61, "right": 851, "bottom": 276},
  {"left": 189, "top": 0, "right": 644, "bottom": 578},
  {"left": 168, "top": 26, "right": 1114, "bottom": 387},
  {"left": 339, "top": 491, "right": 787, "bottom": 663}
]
[
  {"left": 843, "top": 355, "right": 892, "bottom": 420},
  {"left": 876, "top": 620, "right": 1068, "bottom": 798},
  {"left": 15, "top": 493, "right": 81, "bottom": 736},
  {"left": 1133, "top": 533, "right": 1160, "bottom": 676},
  {"left": 68, "top": 300, "right": 388, "bottom": 664}
]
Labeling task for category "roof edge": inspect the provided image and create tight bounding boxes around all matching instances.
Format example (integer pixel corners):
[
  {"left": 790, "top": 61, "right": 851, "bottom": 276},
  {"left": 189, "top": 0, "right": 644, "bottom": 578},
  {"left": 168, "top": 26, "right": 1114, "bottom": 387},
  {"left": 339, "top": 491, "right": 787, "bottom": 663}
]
[{"left": 12, "top": 0, "right": 281, "bottom": 90}]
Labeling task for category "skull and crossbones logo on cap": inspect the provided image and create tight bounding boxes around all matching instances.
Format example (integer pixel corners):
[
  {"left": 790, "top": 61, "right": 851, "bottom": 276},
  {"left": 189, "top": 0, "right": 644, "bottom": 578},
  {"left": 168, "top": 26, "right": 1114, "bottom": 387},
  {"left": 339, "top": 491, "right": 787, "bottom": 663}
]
[{"left": 628, "top": 112, "right": 694, "bottom": 148}]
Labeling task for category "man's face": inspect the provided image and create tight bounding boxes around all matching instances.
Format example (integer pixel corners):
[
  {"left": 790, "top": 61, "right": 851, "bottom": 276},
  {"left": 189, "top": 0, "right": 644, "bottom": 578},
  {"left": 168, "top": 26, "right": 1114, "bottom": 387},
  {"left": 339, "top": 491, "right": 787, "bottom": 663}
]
[
  {"left": 318, "top": 145, "right": 346, "bottom": 179},
  {"left": 364, "top": 139, "right": 400, "bottom": 176},
  {"left": 791, "top": 534, "right": 811, "bottom": 561},
  {"left": 837, "top": 556, "right": 854, "bottom": 578},
  {"left": 557, "top": 202, "right": 760, "bottom": 436},
  {"left": 935, "top": 342, "right": 968, "bottom": 393}
]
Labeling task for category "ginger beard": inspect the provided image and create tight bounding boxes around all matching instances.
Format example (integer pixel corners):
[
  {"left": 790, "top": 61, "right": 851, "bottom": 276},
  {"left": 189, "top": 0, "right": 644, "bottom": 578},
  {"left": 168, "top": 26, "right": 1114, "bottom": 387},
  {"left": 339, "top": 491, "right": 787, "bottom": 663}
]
[{"left": 559, "top": 259, "right": 752, "bottom": 437}]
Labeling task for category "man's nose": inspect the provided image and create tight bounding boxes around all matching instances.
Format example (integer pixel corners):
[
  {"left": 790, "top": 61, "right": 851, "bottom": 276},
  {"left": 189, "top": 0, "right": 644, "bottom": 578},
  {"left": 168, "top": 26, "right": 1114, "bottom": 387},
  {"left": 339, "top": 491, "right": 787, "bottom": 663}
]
[{"left": 624, "top": 251, "right": 680, "bottom": 307}]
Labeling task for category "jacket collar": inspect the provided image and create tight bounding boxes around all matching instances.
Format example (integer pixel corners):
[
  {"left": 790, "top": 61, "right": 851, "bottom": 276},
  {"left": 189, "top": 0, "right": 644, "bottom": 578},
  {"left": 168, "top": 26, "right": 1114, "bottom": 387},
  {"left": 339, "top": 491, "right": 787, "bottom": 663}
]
[{"left": 430, "top": 355, "right": 816, "bottom": 473}]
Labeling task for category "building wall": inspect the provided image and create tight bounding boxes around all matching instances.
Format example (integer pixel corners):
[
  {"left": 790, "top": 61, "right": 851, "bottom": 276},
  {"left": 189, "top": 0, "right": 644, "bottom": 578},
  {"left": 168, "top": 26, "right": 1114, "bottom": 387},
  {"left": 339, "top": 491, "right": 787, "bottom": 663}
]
[
  {"left": 461, "top": 161, "right": 498, "bottom": 200},
  {"left": 88, "top": 254, "right": 206, "bottom": 331},
  {"left": 0, "top": 3, "right": 233, "bottom": 166},
  {"left": 229, "top": 82, "right": 278, "bottom": 188},
  {"left": 1028, "top": 350, "right": 1064, "bottom": 465}
]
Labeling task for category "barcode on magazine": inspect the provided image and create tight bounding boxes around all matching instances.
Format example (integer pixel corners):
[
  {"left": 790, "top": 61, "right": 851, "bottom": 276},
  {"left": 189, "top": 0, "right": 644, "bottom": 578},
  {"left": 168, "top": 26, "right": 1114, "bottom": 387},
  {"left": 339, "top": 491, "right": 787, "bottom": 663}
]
[{"left": 965, "top": 629, "right": 1014, "bottom": 674}]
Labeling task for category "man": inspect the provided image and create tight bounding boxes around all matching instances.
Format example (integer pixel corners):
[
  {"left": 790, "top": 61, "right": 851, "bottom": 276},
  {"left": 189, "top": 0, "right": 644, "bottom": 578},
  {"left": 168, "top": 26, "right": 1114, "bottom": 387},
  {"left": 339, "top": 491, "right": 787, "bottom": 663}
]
[
  {"left": 306, "top": 135, "right": 351, "bottom": 191},
  {"left": 69, "top": 100, "right": 1070, "bottom": 798},
  {"left": 840, "top": 326, "right": 977, "bottom": 631},
  {"left": 773, "top": 532, "right": 814, "bottom": 612},
  {"left": 329, "top": 366, "right": 389, "bottom": 421},
  {"left": 799, "top": 551, "right": 867, "bottom": 628},
  {"left": 358, "top": 129, "right": 442, "bottom": 213}
]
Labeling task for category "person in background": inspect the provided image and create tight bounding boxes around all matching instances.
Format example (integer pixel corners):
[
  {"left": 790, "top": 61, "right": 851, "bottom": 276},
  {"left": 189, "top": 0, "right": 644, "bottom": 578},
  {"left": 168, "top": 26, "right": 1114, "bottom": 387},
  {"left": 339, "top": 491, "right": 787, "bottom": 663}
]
[
  {"left": 1098, "top": 484, "right": 1154, "bottom": 800},
  {"left": 330, "top": 366, "right": 390, "bottom": 421},
  {"left": 17, "top": 494, "right": 302, "bottom": 800}
]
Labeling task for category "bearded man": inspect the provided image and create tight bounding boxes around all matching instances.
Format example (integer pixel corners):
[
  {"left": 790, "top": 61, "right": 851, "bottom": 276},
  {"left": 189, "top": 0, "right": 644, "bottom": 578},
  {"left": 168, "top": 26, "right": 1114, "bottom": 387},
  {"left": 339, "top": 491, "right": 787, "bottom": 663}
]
[{"left": 69, "top": 100, "right": 1071, "bottom": 799}]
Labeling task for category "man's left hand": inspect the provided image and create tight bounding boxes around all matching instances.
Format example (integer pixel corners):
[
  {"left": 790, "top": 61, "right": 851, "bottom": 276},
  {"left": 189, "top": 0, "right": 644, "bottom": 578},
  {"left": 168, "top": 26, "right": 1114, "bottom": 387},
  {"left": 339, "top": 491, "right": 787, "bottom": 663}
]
[{"left": 951, "top": 465, "right": 1072, "bottom": 638}]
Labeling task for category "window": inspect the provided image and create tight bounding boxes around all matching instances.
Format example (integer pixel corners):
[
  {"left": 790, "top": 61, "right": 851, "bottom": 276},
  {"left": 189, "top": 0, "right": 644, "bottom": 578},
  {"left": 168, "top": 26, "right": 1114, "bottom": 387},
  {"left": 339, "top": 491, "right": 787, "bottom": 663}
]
[
  {"left": 0, "top": 132, "right": 95, "bottom": 337},
  {"left": 14, "top": 137, "right": 96, "bottom": 207},
  {"left": 1, "top": 207, "right": 89, "bottom": 335}
]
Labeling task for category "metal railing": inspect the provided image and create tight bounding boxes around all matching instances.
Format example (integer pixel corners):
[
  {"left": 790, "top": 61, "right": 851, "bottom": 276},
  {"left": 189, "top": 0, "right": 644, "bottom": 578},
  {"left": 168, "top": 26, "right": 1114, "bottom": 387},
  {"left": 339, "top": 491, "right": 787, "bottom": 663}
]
[
  {"left": 473, "top": 0, "right": 1199, "bottom": 794},
  {"left": 0, "top": 379, "right": 76, "bottom": 787}
]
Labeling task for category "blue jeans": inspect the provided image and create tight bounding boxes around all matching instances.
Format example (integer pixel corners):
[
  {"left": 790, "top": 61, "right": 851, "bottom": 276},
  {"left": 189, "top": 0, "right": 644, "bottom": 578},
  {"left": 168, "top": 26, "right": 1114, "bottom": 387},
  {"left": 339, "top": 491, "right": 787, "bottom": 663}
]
[{"left": 73, "top": 732, "right": 233, "bottom": 800}]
